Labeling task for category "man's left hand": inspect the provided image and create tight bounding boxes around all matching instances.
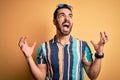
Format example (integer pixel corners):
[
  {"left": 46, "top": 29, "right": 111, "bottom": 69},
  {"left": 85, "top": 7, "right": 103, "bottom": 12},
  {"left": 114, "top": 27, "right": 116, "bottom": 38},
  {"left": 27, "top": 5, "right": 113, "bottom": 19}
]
[{"left": 90, "top": 32, "right": 108, "bottom": 54}]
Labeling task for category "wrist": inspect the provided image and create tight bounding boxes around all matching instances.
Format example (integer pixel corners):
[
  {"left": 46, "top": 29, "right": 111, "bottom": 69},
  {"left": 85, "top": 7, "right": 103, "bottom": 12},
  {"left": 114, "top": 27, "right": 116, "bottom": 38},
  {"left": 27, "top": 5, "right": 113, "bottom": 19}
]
[
  {"left": 26, "top": 56, "right": 33, "bottom": 61},
  {"left": 95, "top": 53, "right": 104, "bottom": 59},
  {"left": 96, "top": 50, "right": 103, "bottom": 54}
]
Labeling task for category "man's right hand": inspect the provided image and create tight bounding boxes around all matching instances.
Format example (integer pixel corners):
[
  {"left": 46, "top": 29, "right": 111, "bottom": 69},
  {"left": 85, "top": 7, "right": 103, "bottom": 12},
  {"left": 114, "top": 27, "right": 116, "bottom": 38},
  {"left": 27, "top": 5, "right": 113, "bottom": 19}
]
[{"left": 18, "top": 36, "right": 36, "bottom": 59}]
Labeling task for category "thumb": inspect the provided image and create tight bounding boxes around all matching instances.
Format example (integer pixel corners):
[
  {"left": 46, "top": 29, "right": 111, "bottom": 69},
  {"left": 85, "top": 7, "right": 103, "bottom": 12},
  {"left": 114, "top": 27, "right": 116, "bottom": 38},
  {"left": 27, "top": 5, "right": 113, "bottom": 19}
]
[{"left": 32, "top": 42, "right": 36, "bottom": 49}]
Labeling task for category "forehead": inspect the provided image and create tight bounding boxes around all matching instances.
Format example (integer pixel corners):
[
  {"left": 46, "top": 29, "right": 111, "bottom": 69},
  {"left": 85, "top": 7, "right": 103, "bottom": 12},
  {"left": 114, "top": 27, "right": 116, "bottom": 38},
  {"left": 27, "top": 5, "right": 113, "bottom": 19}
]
[{"left": 57, "top": 8, "right": 72, "bottom": 14}]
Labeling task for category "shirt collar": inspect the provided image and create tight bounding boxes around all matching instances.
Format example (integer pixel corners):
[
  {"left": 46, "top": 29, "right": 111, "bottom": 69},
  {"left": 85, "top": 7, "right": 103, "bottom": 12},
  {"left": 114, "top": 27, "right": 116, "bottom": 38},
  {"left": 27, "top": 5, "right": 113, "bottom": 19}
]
[{"left": 52, "top": 35, "right": 73, "bottom": 44}]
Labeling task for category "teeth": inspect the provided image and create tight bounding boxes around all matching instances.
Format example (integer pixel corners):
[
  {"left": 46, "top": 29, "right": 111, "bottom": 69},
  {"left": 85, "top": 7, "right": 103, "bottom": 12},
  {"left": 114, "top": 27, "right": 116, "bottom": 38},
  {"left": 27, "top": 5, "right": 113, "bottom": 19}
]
[
  {"left": 63, "top": 23, "right": 69, "bottom": 25},
  {"left": 63, "top": 23, "right": 69, "bottom": 27}
]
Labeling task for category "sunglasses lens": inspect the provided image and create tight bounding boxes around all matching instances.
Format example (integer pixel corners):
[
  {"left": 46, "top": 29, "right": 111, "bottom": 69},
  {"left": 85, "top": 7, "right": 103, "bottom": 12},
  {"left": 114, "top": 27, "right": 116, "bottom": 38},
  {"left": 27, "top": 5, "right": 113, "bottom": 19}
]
[
  {"left": 58, "top": 4, "right": 63, "bottom": 8},
  {"left": 58, "top": 4, "right": 72, "bottom": 9}
]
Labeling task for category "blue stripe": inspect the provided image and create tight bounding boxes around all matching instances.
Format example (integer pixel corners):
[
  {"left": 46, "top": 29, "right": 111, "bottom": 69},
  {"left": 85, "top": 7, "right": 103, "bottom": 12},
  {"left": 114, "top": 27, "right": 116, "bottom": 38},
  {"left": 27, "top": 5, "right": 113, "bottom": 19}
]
[
  {"left": 82, "top": 41, "right": 86, "bottom": 55},
  {"left": 63, "top": 45, "right": 68, "bottom": 80},
  {"left": 80, "top": 67, "right": 84, "bottom": 80},
  {"left": 36, "top": 44, "right": 47, "bottom": 64},
  {"left": 80, "top": 41, "right": 84, "bottom": 80},
  {"left": 82, "top": 41, "right": 93, "bottom": 62},
  {"left": 69, "top": 41, "right": 73, "bottom": 80},
  {"left": 49, "top": 41, "right": 59, "bottom": 80},
  {"left": 72, "top": 38, "right": 78, "bottom": 80},
  {"left": 85, "top": 46, "right": 93, "bottom": 62},
  {"left": 36, "top": 45, "right": 43, "bottom": 64}
]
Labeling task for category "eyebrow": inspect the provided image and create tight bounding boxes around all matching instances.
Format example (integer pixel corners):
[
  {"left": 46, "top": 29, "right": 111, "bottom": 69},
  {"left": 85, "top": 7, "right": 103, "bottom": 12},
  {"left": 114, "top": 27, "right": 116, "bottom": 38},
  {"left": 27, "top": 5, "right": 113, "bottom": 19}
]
[{"left": 58, "top": 12, "right": 64, "bottom": 15}]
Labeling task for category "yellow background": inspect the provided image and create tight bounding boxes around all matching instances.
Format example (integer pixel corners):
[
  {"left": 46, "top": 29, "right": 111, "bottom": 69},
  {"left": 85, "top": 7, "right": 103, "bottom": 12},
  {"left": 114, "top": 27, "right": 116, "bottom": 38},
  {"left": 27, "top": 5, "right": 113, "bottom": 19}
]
[{"left": 0, "top": 0, "right": 120, "bottom": 80}]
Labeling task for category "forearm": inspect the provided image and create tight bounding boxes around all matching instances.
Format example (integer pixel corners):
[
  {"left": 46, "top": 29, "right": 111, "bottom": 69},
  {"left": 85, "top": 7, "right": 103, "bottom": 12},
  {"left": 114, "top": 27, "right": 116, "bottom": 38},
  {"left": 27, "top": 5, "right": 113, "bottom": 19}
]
[
  {"left": 88, "top": 58, "right": 102, "bottom": 80},
  {"left": 26, "top": 57, "right": 44, "bottom": 80}
]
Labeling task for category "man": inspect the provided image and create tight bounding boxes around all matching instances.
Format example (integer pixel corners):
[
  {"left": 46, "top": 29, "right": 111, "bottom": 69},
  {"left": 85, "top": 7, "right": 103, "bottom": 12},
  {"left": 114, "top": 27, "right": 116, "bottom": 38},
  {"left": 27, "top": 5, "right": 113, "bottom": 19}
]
[{"left": 18, "top": 4, "right": 108, "bottom": 80}]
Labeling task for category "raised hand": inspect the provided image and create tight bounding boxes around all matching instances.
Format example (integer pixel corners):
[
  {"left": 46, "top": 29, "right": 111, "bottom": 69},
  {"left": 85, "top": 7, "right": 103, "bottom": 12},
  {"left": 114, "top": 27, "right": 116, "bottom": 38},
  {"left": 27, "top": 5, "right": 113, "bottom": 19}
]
[
  {"left": 90, "top": 32, "right": 108, "bottom": 54},
  {"left": 18, "top": 36, "right": 36, "bottom": 59}
]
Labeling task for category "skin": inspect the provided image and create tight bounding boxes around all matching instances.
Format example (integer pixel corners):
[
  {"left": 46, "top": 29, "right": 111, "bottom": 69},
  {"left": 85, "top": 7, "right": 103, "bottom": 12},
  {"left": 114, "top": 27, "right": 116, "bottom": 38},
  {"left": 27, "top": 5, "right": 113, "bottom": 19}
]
[
  {"left": 18, "top": 8, "right": 108, "bottom": 80},
  {"left": 53, "top": 8, "right": 73, "bottom": 44}
]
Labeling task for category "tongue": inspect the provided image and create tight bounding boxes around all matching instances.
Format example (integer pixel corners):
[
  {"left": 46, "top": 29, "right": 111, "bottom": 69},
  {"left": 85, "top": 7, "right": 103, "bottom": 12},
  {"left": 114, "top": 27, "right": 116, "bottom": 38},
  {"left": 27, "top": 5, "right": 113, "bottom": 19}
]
[
  {"left": 63, "top": 25, "right": 69, "bottom": 27},
  {"left": 63, "top": 26, "right": 69, "bottom": 31}
]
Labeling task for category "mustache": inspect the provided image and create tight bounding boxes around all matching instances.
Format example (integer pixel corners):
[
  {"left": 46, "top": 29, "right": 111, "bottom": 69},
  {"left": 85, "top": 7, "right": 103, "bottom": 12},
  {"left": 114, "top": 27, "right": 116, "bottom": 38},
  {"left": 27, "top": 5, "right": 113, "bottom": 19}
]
[{"left": 62, "top": 20, "right": 70, "bottom": 25}]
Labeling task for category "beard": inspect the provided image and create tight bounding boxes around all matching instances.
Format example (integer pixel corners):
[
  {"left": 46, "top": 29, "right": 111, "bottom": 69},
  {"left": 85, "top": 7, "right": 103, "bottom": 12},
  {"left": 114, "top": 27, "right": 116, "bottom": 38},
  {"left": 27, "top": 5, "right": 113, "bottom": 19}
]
[{"left": 56, "top": 20, "right": 73, "bottom": 36}]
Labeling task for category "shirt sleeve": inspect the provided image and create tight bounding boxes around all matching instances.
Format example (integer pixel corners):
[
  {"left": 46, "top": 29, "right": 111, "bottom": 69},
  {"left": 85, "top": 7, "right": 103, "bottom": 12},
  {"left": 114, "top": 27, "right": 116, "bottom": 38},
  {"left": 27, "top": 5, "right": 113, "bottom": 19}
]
[
  {"left": 82, "top": 41, "right": 93, "bottom": 62},
  {"left": 36, "top": 43, "right": 47, "bottom": 64}
]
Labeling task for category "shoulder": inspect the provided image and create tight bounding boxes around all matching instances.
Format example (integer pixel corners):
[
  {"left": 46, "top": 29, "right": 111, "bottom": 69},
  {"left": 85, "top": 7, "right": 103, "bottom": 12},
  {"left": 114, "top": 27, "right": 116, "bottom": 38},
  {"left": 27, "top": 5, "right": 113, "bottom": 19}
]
[
  {"left": 38, "top": 38, "right": 53, "bottom": 50},
  {"left": 73, "top": 38, "right": 90, "bottom": 52},
  {"left": 73, "top": 37, "right": 87, "bottom": 45}
]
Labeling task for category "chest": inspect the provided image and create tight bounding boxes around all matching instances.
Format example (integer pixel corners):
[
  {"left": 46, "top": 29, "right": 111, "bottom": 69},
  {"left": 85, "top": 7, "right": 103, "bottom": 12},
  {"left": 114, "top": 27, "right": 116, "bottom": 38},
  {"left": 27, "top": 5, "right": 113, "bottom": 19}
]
[{"left": 48, "top": 43, "right": 82, "bottom": 72}]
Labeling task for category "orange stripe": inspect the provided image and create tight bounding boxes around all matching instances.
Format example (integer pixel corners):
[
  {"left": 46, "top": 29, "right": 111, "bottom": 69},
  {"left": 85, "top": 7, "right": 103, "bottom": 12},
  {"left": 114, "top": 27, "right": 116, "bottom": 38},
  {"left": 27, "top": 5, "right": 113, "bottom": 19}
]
[
  {"left": 57, "top": 43, "right": 64, "bottom": 80},
  {"left": 47, "top": 41, "right": 53, "bottom": 79}
]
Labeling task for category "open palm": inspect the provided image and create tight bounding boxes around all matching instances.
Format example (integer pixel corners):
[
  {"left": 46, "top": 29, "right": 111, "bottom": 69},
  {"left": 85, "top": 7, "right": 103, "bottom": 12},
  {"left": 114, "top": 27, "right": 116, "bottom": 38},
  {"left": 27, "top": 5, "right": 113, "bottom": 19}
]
[
  {"left": 18, "top": 36, "right": 36, "bottom": 58},
  {"left": 91, "top": 32, "right": 108, "bottom": 54}
]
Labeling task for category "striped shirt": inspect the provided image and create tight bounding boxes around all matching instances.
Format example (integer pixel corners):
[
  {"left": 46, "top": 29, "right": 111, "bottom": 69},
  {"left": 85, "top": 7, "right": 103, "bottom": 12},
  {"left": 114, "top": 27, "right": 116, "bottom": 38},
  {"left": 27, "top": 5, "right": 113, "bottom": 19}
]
[{"left": 36, "top": 35, "right": 93, "bottom": 80}]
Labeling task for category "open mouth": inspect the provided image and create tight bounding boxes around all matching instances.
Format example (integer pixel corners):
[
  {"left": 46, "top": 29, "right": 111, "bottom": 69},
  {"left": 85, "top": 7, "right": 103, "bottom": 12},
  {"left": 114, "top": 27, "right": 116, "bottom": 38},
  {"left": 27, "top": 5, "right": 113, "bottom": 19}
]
[{"left": 62, "top": 23, "right": 70, "bottom": 28}]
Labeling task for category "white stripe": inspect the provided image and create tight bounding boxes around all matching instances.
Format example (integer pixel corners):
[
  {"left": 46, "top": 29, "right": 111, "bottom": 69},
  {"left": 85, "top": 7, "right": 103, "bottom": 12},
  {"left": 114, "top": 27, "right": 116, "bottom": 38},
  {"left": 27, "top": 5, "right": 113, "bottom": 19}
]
[
  {"left": 76, "top": 40, "right": 80, "bottom": 80},
  {"left": 67, "top": 44, "right": 70, "bottom": 80},
  {"left": 80, "top": 41, "right": 82, "bottom": 59},
  {"left": 42, "top": 43, "right": 46, "bottom": 57}
]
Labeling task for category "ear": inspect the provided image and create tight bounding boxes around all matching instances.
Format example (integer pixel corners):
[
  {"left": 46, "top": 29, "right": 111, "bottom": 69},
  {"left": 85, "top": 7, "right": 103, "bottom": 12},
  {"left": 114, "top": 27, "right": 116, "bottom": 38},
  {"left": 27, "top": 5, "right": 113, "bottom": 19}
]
[{"left": 53, "top": 19, "right": 56, "bottom": 25}]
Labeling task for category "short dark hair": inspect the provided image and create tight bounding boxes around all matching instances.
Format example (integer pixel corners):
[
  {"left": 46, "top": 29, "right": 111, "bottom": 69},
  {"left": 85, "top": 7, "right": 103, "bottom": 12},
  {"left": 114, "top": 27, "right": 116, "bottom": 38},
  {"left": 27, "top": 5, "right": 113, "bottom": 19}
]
[{"left": 53, "top": 4, "right": 72, "bottom": 19}]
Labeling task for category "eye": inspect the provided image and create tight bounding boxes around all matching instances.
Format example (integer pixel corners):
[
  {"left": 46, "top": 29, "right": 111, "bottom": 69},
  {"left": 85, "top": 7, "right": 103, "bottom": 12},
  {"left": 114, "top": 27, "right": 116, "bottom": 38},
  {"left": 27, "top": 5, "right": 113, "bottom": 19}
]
[
  {"left": 69, "top": 14, "right": 73, "bottom": 18},
  {"left": 60, "top": 14, "right": 65, "bottom": 17},
  {"left": 58, "top": 13, "right": 65, "bottom": 18}
]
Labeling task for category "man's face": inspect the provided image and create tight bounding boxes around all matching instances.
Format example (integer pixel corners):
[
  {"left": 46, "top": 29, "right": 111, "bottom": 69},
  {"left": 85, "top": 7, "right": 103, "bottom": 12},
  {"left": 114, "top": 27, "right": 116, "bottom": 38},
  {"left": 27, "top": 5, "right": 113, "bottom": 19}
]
[{"left": 54, "top": 8, "right": 73, "bottom": 36}]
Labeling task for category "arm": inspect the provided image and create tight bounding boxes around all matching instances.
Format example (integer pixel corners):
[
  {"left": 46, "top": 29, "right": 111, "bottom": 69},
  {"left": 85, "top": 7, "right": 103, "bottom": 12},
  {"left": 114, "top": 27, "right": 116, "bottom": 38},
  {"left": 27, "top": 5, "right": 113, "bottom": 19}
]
[
  {"left": 27, "top": 57, "right": 47, "bottom": 80},
  {"left": 83, "top": 56, "right": 102, "bottom": 80},
  {"left": 83, "top": 32, "right": 108, "bottom": 80},
  {"left": 18, "top": 36, "right": 46, "bottom": 80}
]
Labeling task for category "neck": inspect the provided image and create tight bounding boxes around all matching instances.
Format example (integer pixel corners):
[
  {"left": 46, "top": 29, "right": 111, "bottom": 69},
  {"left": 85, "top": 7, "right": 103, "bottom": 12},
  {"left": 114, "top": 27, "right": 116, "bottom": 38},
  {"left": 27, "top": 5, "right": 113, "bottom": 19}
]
[{"left": 56, "top": 34, "right": 70, "bottom": 45}]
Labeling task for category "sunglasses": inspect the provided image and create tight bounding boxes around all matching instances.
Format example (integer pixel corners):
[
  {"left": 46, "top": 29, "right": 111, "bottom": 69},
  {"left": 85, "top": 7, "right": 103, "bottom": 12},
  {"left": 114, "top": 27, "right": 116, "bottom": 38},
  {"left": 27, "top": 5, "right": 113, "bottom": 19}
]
[{"left": 57, "top": 4, "right": 72, "bottom": 9}]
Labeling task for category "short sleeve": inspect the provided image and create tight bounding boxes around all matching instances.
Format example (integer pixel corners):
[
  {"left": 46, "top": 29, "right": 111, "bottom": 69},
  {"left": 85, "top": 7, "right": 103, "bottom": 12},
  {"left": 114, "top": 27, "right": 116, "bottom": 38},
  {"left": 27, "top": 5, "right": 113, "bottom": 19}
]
[
  {"left": 36, "top": 44, "right": 47, "bottom": 64},
  {"left": 82, "top": 41, "right": 93, "bottom": 62}
]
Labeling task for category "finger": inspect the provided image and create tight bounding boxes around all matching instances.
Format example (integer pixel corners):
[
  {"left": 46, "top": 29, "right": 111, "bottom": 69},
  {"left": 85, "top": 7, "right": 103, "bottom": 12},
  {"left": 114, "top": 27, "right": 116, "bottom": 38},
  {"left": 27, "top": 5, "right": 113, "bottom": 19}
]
[
  {"left": 24, "top": 36, "right": 28, "bottom": 45},
  {"left": 102, "top": 37, "right": 106, "bottom": 44},
  {"left": 90, "top": 40, "right": 95, "bottom": 46},
  {"left": 102, "top": 32, "right": 108, "bottom": 44},
  {"left": 32, "top": 42, "right": 36, "bottom": 49},
  {"left": 104, "top": 32, "right": 108, "bottom": 41},
  {"left": 18, "top": 36, "right": 24, "bottom": 47},
  {"left": 100, "top": 32, "right": 103, "bottom": 40},
  {"left": 100, "top": 32, "right": 108, "bottom": 44},
  {"left": 103, "top": 36, "right": 108, "bottom": 44}
]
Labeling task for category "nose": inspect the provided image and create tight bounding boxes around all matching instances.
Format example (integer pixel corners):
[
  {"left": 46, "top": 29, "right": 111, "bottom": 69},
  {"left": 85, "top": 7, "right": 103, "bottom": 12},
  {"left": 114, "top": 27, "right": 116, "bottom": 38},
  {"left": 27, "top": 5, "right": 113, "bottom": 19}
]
[{"left": 64, "top": 15, "right": 69, "bottom": 21}]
